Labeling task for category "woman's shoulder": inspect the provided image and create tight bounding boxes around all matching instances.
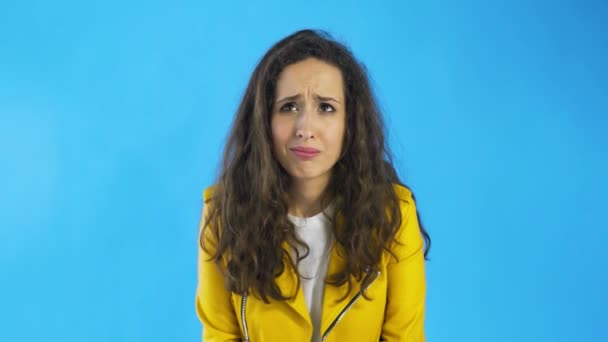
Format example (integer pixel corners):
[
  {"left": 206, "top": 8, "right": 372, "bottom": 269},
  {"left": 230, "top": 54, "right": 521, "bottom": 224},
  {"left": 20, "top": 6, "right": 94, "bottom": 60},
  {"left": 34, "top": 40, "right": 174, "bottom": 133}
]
[
  {"left": 202, "top": 184, "right": 218, "bottom": 202},
  {"left": 391, "top": 182, "right": 414, "bottom": 204},
  {"left": 388, "top": 182, "right": 424, "bottom": 262}
]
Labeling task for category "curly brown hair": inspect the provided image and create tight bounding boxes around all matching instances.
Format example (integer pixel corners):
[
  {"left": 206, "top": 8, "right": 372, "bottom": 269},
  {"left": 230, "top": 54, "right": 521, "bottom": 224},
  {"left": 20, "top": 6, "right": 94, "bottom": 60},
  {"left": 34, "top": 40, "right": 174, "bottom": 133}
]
[{"left": 200, "top": 29, "right": 431, "bottom": 303}]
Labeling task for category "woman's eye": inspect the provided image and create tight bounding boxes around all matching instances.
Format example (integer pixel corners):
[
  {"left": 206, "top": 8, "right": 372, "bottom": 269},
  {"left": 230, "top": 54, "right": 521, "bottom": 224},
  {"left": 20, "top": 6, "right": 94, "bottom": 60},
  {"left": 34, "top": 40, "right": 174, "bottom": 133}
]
[
  {"left": 319, "top": 103, "right": 335, "bottom": 112},
  {"left": 280, "top": 103, "right": 298, "bottom": 112}
]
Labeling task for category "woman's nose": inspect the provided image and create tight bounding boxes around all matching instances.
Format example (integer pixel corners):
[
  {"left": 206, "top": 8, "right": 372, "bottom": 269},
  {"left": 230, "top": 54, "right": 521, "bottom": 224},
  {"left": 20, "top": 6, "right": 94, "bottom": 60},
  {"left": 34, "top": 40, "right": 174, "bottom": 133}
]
[{"left": 295, "top": 106, "right": 315, "bottom": 139}]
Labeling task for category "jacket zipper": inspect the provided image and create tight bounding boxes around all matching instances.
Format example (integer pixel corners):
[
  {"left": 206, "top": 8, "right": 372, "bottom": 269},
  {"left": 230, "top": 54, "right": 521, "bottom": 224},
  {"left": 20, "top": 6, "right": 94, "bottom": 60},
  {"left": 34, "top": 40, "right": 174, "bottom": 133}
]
[
  {"left": 321, "top": 270, "right": 381, "bottom": 341},
  {"left": 241, "top": 270, "right": 380, "bottom": 342},
  {"left": 241, "top": 292, "right": 250, "bottom": 342}
]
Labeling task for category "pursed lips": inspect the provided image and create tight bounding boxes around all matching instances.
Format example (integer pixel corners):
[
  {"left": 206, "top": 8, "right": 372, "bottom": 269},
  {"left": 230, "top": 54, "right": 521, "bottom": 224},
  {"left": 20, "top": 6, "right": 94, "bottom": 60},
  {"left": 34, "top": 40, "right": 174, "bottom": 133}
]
[
  {"left": 290, "top": 146, "right": 320, "bottom": 158},
  {"left": 291, "top": 146, "right": 320, "bottom": 153}
]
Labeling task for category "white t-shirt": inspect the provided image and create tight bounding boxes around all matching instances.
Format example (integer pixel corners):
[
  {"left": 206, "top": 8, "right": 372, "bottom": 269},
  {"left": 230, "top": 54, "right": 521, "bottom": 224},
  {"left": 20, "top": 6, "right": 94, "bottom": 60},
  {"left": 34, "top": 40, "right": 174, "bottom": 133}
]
[{"left": 287, "top": 203, "right": 335, "bottom": 342}]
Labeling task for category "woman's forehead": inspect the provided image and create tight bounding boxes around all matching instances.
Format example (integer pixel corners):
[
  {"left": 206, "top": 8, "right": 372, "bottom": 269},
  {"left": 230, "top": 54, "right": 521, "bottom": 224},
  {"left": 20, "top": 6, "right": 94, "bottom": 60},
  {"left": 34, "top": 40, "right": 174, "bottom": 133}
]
[{"left": 275, "top": 58, "right": 344, "bottom": 101}]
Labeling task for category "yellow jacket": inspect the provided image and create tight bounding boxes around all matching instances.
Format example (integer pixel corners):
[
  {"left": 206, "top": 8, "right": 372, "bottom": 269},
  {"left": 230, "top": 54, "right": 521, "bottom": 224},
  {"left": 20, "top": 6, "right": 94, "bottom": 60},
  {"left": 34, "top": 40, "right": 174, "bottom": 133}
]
[{"left": 195, "top": 183, "right": 427, "bottom": 341}]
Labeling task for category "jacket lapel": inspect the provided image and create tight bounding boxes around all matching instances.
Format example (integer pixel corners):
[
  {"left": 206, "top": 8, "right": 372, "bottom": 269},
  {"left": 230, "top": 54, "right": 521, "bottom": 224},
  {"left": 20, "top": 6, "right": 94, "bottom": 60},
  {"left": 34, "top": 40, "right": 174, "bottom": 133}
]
[
  {"left": 320, "top": 239, "right": 358, "bottom": 335},
  {"left": 273, "top": 241, "right": 311, "bottom": 325}
]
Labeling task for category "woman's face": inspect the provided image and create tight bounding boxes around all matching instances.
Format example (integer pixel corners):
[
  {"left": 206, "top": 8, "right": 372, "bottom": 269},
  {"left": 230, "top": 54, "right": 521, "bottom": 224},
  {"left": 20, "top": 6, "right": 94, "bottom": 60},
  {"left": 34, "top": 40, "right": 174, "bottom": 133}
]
[{"left": 271, "top": 58, "right": 346, "bottom": 184}]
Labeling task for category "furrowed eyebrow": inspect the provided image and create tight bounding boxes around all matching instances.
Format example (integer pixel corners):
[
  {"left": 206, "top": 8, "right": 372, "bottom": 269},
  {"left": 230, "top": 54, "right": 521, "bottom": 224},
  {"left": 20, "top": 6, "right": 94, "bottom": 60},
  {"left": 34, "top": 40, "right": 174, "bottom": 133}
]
[
  {"left": 314, "top": 95, "right": 341, "bottom": 104},
  {"left": 275, "top": 94, "right": 341, "bottom": 104},
  {"left": 276, "top": 94, "right": 301, "bottom": 104}
]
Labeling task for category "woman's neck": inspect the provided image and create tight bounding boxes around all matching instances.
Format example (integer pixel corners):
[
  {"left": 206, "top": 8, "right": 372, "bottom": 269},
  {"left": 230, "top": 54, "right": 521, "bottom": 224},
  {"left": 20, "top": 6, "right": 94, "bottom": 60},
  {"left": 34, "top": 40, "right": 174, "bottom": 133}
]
[{"left": 288, "top": 176, "right": 331, "bottom": 218}]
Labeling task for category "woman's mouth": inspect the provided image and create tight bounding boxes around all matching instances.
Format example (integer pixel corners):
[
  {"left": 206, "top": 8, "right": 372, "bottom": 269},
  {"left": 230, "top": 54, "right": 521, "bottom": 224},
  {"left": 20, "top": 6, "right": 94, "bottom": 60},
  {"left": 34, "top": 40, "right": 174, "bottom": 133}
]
[{"left": 291, "top": 147, "right": 320, "bottom": 159}]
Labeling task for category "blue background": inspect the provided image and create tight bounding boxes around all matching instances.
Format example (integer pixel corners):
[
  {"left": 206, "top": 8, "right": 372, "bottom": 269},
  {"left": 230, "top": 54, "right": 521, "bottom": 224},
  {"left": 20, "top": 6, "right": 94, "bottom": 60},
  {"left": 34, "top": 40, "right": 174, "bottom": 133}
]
[{"left": 1, "top": 0, "right": 606, "bottom": 341}]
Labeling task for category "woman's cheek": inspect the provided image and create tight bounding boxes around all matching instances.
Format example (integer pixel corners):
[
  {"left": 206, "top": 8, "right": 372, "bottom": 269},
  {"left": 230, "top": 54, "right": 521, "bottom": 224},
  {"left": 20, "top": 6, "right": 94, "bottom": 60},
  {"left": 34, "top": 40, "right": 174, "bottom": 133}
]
[{"left": 272, "top": 119, "right": 294, "bottom": 147}]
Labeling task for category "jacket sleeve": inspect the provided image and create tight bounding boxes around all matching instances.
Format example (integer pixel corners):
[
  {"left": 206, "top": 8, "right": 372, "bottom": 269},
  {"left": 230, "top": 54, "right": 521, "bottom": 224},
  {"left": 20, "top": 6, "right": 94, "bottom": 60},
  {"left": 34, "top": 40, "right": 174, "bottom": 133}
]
[
  {"left": 381, "top": 190, "right": 427, "bottom": 342},
  {"left": 195, "top": 193, "right": 242, "bottom": 342}
]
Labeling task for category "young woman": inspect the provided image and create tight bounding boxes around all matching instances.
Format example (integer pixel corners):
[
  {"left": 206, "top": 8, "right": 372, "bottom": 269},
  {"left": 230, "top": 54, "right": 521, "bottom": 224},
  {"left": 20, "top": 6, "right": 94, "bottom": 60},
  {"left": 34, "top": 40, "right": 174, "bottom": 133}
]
[{"left": 195, "top": 29, "right": 431, "bottom": 342}]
